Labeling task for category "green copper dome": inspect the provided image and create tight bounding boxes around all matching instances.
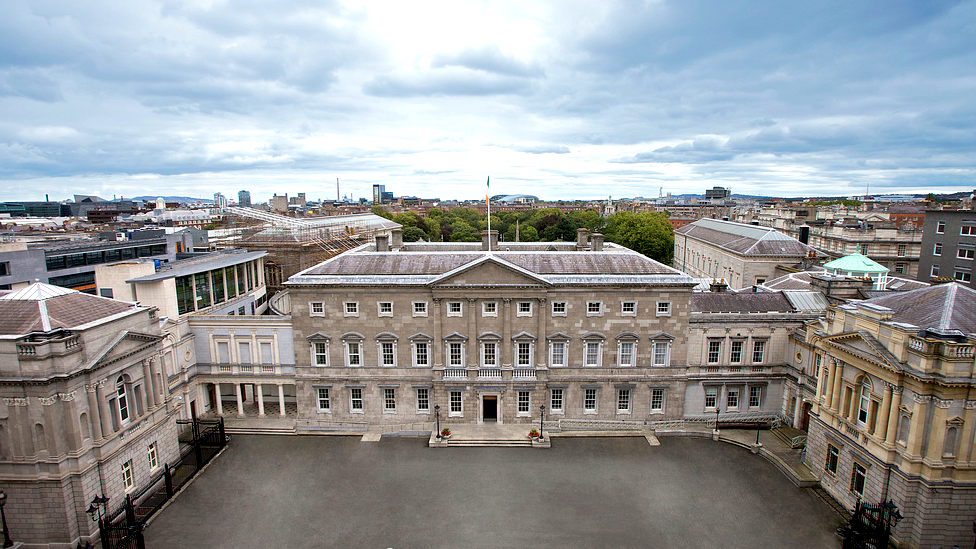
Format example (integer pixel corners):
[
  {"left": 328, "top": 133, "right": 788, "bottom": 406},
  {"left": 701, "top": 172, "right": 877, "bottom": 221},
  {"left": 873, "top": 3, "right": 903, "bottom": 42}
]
[{"left": 824, "top": 252, "right": 889, "bottom": 274}]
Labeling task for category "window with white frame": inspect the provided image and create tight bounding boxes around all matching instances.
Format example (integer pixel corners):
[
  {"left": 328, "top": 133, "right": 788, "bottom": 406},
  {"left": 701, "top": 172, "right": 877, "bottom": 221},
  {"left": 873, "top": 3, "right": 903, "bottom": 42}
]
[
  {"left": 310, "top": 302, "right": 325, "bottom": 317},
  {"left": 384, "top": 388, "right": 396, "bottom": 412},
  {"left": 345, "top": 341, "right": 362, "bottom": 366},
  {"left": 959, "top": 248, "right": 975, "bottom": 260},
  {"left": 449, "top": 391, "right": 462, "bottom": 415},
  {"left": 313, "top": 341, "right": 329, "bottom": 366},
  {"left": 583, "top": 388, "right": 597, "bottom": 412},
  {"left": 749, "top": 386, "right": 762, "bottom": 408},
  {"left": 752, "top": 340, "right": 766, "bottom": 364},
  {"left": 517, "top": 301, "right": 532, "bottom": 317},
  {"left": 897, "top": 244, "right": 907, "bottom": 257},
  {"left": 350, "top": 388, "right": 364, "bottom": 412},
  {"left": 344, "top": 302, "right": 359, "bottom": 317},
  {"left": 416, "top": 388, "right": 429, "bottom": 413},
  {"left": 516, "top": 341, "right": 533, "bottom": 367},
  {"left": 121, "top": 459, "right": 134, "bottom": 491},
  {"left": 621, "top": 301, "right": 636, "bottom": 316},
  {"left": 550, "top": 389, "right": 564, "bottom": 413},
  {"left": 148, "top": 442, "right": 159, "bottom": 470},
  {"left": 707, "top": 340, "right": 722, "bottom": 363},
  {"left": 656, "top": 301, "right": 671, "bottom": 317},
  {"left": 730, "top": 341, "right": 743, "bottom": 363},
  {"left": 650, "top": 389, "right": 665, "bottom": 413},
  {"left": 549, "top": 341, "right": 567, "bottom": 367},
  {"left": 378, "top": 301, "right": 393, "bottom": 316},
  {"left": 551, "top": 301, "right": 567, "bottom": 316},
  {"left": 586, "top": 301, "right": 603, "bottom": 316},
  {"left": 617, "top": 389, "right": 631, "bottom": 413},
  {"left": 482, "top": 301, "right": 497, "bottom": 316},
  {"left": 860, "top": 244, "right": 869, "bottom": 255},
  {"left": 704, "top": 386, "right": 717, "bottom": 410},
  {"left": 814, "top": 353, "right": 822, "bottom": 378},
  {"left": 652, "top": 340, "right": 671, "bottom": 367},
  {"left": 727, "top": 387, "right": 739, "bottom": 409},
  {"left": 584, "top": 341, "right": 602, "bottom": 367},
  {"left": 937, "top": 221, "right": 945, "bottom": 234},
  {"left": 447, "top": 301, "right": 462, "bottom": 316},
  {"left": 379, "top": 341, "right": 396, "bottom": 367},
  {"left": 895, "top": 263, "right": 906, "bottom": 274},
  {"left": 413, "top": 341, "right": 429, "bottom": 367},
  {"left": 412, "top": 301, "right": 428, "bottom": 317},
  {"left": 963, "top": 225, "right": 976, "bottom": 236},
  {"left": 117, "top": 376, "right": 130, "bottom": 425},
  {"left": 238, "top": 341, "right": 252, "bottom": 364},
  {"left": 825, "top": 444, "right": 839, "bottom": 475},
  {"left": 216, "top": 341, "right": 230, "bottom": 363},
  {"left": 931, "top": 264, "right": 940, "bottom": 277},
  {"left": 482, "top": 342, "right": 497, "bottom": 367},
  {"left": 955, "top": 270, "right": 971, "bottom": 283},
  {"left": 448, "top": 342, "right": 464, "bottom": 366},
  {"left": 317, "top": 388, "right": 331, "bottom": 412},
  {"left": 857, "top": 379, "right": 871, "bottom": 427},
  {"left": 517, "top": 391, "right": 530, "bottom": 414},
  {"left": 934, "top": 242, "right": 943, "bottom": 256},
  {"left": 617, "top": 340, "right": 636, "bottom": 367},
  {"left": 850, "top": 463, "right": 866, "bottom": 496}
]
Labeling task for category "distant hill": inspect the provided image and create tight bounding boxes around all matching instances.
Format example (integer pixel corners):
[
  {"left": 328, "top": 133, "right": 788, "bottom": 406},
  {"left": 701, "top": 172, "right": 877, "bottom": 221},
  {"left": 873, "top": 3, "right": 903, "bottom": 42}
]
[{"left": 131, "top": 196, "right": 212, "bottom": 204}]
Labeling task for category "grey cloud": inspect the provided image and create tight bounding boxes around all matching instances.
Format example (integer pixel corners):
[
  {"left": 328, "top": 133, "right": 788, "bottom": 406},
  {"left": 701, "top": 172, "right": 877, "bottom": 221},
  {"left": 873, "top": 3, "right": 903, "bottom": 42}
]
[
  {"left": 431, "top": 45, "right": 544, "bottom": 77},
  {"left": 0, "top": 69, "right": 63, "bottom": 102},
  {"left": 363, "top": 68, "right": 533, "bottom": 97}
]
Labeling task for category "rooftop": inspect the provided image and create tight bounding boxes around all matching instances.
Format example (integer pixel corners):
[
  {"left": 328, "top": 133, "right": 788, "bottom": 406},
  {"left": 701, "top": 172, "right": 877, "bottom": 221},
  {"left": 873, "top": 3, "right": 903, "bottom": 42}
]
[
  {"left": 126, "top": 250, "right": 267, "bottom": 283},
  {"left": 675, "top": 218, "right": 820, "bottom": 257},
  {"left": 824, "top": 253, "right": 889, "bottom": 274},
  {"left": 0, "top": 282, "right": 138, "bottom": 335},
  {"left": 856, "top": 283, "right": 976, "bottom": 334}
]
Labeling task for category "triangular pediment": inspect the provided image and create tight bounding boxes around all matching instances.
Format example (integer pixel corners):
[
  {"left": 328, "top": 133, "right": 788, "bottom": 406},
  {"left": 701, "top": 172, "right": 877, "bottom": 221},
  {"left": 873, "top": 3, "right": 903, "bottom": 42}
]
[
  {"left": 822, "top": 330, "right": 901, "bottom": 371},
  {"left": 428, "top": 256, "right": 550, "bottom": 288},
  {"left": 87, "top": 330, "right": 162, "bottom": 370}
]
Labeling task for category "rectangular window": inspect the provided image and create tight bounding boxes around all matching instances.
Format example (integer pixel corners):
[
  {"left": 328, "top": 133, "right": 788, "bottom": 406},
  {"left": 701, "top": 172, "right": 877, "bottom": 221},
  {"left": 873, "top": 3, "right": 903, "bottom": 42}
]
[
  {"left": 618, "top": 341, "right": 635, "bottom": 367},
  {"left": 416, "top": 388, "right": 429, "bottom": 412},
  {"left": 850, "top": 463, "right": 866, "bottom": 496},
  {"left": 959, "top": 248, "right": 975, "bottom": 260},
  {"left": 708, "top": 340, "right": 722, "bottom": 363},
  {"left": 895, "top": 263, "right": 906, "bottom": 274},
  {"left": 317, "top": 388, "right": 331, "bottom": 411},
  {"left": 621, "top": 301, "right": 636, "bottom": 315},
  {"left": 344, "top": 302, "right": 359, "bottom": 316},
  {"left": 347, "top": 342, "right": 361, "bottom": 366},
  {"left": 194, "top": 272, "right": 211, "bottom": 309},
  {"left": 216, "top": 341, "right": 230, "bottom": 363},
  {"left": 814, "top": 354, "right": 822, "bottom": 378},
  {"left": 121, "top": 460, "right": 134, "bottom": 491},
  {"left": 517, "top": 342, "right": 532, "bottom": 366},
  {"left": 449, "top": 391, "right": 462, "bottom": 415},
  {"left": 656, "top": 301, "right": 671, "bottom": 316},
  {"left": 237, "top": 264, "right": 246, "bottom": 294},
  {"left": 176, "top": 275, "right": 195, "bottom": 315},
  {"left": 730, "top": 341, "right": 743, "bottom": 363},
  {"left": 517, "top": 301, "right": 532, "bottom": 316},
  {"left": 897, "top": 244, "right": 907, "bottom": 257},
  {"left": 350, "top": 388, "right": 363, "bottom": 411},
  {"left": 260, "top": 342, "right": 273, "bottom": 365},
  {"left": 550, "top": 389, "right": 564, "bottom": 413},
  {"left": 413, "top": 301, "right": 427, "bottom": 317},
  {"left": 384, "top": 388, "right": 396, "bottom": 412},
  {"left": 752, "top": 341, "right": 766, "bottom": 364},
  {"left": 482, "top": 342, "right": 497, "bottom": 366},
  {"left": 653, "top": 342, "right": 670, "bottom": 366},
  {"left": 449, "top": 342, "right": 463, "bottom": 366},
  {"left": 378, "top": 301, "right": 393, "bottom": 316},
  {"left": 931, "top": 264, "right": 940, "bottom": 277},
  {"left": 211, "top": 269, "right": 225, "bottom": 304},
  {"left": 238, "top": 342, "right": 251, "bottom": 364},
  {"left": 448, "top": 301, "right": 462, "bottom": 316},
  {"left": 414, "top": 342, "right": 429, "bottom": 367},
  {"left": 825, "top": 444, "right": 839, "bottom": 475},
  {"left": 749, "top": 386, "right": 762, "bottom": 408},
  {"left": 310, "top": 302, "right": 325, "bottom": 316},
  {"left": 617, "top": 389, "right": 631, "bottom": 412},
  {"left": 551, "top": 302, "right": 567, "bottom": 316},
  {"left": 860, "top": 244, "right": 869, "bottom": 255},
  {"left": 147, "top": 442, "right": 158, "bottom": 470},
  {"left": 963, "top": 225, "right": 976, "bottom": 236},
  {"left": 583, "top": 388, "right": 597, "bottom": 412},
  {"left": 482, "top": 301, "right": 497, "bottom": 316},
  {"left": 650, "top": 389, "right": 664, "bottom": 412},
  {"left": 518, "top": 391, "right": 530, "bottom": 413},
  {"left": 955, "top": 271, "right": 972, "bottom": 283},
  {"left": 704, "top": 387, "right": 717, "bottom": 409},
  {"left": 584, "top": 342, "right": 601, "bottom": 367},
  {"left": 937, "top": 221, "right": 945, "bottom": 234},
  {"left": 225, "top": 267, "right": 237, "bottom": 298},
  {"left": 313, "top": 342, "right": 328, "bottom": 366},
  {"left": 550, "top": 342, "right": 566, "bottom": 367},
  {"left": 934, "top": 242, "right": 943, "bottom": 256},
  {"left": 727, "top": 388, "right": 739, "bottom": 409},
  {"left": 586, "top": 301, "right": 602, "bottom": 316},
  {"left": 381, "top": 341, "right": 395, "bottom": 366}
]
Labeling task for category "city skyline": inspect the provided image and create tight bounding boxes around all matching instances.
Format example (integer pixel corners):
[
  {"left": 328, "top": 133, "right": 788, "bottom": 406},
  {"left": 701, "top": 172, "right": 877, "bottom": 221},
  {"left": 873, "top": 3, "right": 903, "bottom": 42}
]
[{"left": 1, "top": 1, "right": 975, "bottom": 201}]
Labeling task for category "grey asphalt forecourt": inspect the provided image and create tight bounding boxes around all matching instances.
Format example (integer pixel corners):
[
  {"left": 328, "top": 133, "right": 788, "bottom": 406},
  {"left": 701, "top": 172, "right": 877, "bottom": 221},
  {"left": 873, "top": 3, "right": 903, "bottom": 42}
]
[{"left": 143, "top": 435, "right": 844, "bottom": 549}]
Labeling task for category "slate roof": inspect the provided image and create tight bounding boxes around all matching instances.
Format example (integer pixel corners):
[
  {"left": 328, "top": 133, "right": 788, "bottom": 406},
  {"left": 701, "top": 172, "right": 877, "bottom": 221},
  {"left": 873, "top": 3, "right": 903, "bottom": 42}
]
[
  {"left": 762, "top": 269, "right": 928, "bottom": 293},
  {"left": 675, "top": 218, "right": 819, "bottom": 257},
  {"left": 0, "top": 283, "right": 136, "bottom": 335},
  {"left": 692, "top": 292, "right": 794, "bottom": 313},
  {"left": 858, "top": 283, "right": 976, "bottom": 334}
]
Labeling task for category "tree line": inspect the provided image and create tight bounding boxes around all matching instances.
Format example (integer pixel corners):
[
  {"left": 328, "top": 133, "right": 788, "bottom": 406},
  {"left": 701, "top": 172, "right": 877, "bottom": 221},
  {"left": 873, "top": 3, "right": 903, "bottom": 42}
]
[{"left": 372, "top": 206, "right": 674, "bottom": 264}]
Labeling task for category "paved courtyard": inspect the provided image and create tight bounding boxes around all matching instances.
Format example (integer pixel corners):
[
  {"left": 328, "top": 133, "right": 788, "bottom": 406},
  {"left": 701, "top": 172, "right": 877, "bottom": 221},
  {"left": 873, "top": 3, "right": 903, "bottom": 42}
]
[{"left": 144, "top": 435, "right": 844, "bottom": 549}]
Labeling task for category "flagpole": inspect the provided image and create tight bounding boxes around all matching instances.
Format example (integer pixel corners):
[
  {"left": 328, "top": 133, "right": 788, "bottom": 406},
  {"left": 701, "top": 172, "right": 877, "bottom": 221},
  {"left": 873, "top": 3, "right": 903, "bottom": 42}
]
[{"left": 486, "top": 176, "right": 491, "bottom": 252}]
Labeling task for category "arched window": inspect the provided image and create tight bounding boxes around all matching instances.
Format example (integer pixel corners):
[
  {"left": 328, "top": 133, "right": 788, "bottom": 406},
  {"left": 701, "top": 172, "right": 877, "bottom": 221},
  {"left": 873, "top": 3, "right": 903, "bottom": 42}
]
[
  {"left": 857, "top": 378, "right": 872, "bottom": 427},
  {"left": 117, "top": 375, "right": 130, "bottom": 425}
]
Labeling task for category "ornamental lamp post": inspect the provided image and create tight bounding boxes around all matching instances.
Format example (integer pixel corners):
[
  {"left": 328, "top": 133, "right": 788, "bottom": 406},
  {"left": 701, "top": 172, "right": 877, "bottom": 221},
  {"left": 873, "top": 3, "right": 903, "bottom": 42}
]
[
  {"left": 0, "top": 491, "right": 12, "bottom": 548},
  {"left": 434, "top": 405, "right": 441, "bottom": 439},
  {"left": 539, "top": 405, "right": 545, "bottom": 441},
  {"left": 86, "top": 494, "right": 109, "bottom": 544}
]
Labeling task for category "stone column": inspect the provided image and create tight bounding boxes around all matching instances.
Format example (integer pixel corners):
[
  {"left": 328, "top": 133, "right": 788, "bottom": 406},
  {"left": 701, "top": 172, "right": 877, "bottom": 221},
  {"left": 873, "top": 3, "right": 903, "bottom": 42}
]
[
  {"left": 432, "top": 299, "right": 442, "bottom": 367},
  {"left": 885, "top": 389, "right": 902, "bottom": 444},
  {"left": 793, "top": 391, "right": 803, "bottom": 428},
  {"left": 877, "top": 383, "right": 894, "bottom": 440},
  {"left": 95, "top": 381, "right": 113, "bottom": 435},
  {"left": 964, "top": 400, "right": 976, "bottom": 462},
  {"left": 830, "top": 362, "right": 845, "bottom": 413},
  {"left": 823, "top": 360, "right": 836, "bottom": 406},
  {"left": 214, "top": 383, "right": 223, "bottom": 416},
  {"left": 502, "top": 298, "right": 512, "bottom": 367},
  {"left": 536, "top": 297, "right": 547, "bottom": 367},
  {"left": 925, "top": 398, "right": 951, "bottom": 461},
  {"left": 143, "top": 359, "right": 157, "bottom": 410},
  {"left": 257, "top": 384, "right": 266, "bottom": 417},
  {"left": 847, "top": 385, "right": 859, "bottom": 424},
  {"left": 906, "top": 394, "right": 930, "bottom": 457},
  {"left": 278, "top": 384, "right": 286, "bottom": 417},
  {"left": 86, "top": 383, "right": 104, "bottom": 440},
  {"left": 235, "top": 384, "right": 245, "bottom": 417},
  {"left": 467, "top": 298, "right": 477, "bottom": 341}
]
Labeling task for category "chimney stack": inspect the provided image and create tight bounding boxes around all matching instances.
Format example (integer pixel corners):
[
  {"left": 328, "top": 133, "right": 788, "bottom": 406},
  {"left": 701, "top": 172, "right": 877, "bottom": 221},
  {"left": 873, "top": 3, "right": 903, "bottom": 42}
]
[
  {"left": 391, "top": 228, "right": 403, "bottom": 249},
  {"left": 591, "top": 233, "right": 604, "bottom": 251},
  {"left": 577, "top": 228, "right": 589, "bottom": 249},
  {"left": 482, "top": 230, "right": 498, "bottom": 251},
  {"left": 709, "top": 278, "right": 728, "bottom": 293},
  {"left": 375, "top": 234, "right": 389, "bottom": 252}
]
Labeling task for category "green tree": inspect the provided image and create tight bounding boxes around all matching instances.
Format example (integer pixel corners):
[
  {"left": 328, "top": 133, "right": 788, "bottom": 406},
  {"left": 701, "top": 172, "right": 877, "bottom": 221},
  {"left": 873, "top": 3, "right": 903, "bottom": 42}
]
[
  {"left": 604, "top": 212, "right": 674, "bottom": 264},
  {"left": 371, "top": 205, "right": 392, "bottom": 219},
  {"left": 401, "top": 226, "right": 427, "bottom": 242}
]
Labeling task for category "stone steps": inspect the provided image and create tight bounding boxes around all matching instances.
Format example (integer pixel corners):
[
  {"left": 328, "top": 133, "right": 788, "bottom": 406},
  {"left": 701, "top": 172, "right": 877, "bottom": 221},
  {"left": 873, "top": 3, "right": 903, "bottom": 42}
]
[
  {"left": 224, "top": 425, "right": 297, "bottom": 436},
  {"left": 447, "top": 439, "right": 534, "bottom": 448}
]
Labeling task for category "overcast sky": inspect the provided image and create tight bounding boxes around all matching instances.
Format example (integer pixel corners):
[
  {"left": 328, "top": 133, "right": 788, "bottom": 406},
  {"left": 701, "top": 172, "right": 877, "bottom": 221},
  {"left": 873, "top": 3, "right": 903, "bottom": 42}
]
[{"left": 2, "top": 0, "right": 975, "bottom": 203}]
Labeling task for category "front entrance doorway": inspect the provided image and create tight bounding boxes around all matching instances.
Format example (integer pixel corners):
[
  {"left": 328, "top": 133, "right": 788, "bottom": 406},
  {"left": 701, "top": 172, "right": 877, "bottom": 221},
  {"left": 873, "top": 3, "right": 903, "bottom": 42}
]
[
  {"left": 800, "top": 401, "right": 812, "bottom": 431},
  {"left": 483, "top": 395, "right": 498, "bottom": 423}
]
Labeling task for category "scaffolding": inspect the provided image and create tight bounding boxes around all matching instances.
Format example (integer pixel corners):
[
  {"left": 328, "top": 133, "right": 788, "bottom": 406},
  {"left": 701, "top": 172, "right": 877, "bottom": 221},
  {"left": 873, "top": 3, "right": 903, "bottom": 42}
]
[{"left": 220, "top": 208, "right": 401, "bottom": 294}]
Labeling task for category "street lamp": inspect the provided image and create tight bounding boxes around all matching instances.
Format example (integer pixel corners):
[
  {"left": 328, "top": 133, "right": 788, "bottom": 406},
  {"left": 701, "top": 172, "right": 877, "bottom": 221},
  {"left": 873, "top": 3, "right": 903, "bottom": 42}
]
[
  {"left": 539, "top": 405, "right": 545, "bottom": 441},
  {"left": 434, "top": 405, "right": 441, "bottom": 439},
  {"left": 0, "top": 491, "right": 12, "bottom": 548}
]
